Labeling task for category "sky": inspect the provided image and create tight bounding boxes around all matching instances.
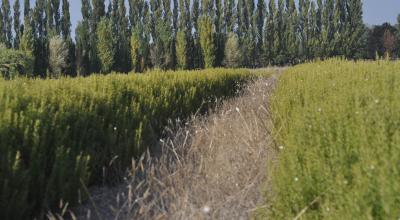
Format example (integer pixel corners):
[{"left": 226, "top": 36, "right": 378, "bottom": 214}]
[{"left": 10, "top": 0, "right": 400, "bottom": 39}]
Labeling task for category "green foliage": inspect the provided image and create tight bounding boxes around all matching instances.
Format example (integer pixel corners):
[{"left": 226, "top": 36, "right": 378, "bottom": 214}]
[
  {"left": 0, "top": 44, "right": 34, "bottom": 79},
  {"left": 260, "top": 59, "right": 400, "bottom": 219},
  {"left": 0, "top": 68, "right": 255, "bottom": 219},
  {"left": 199, "top": 16, "right": 215, "bottom": 68},
  {"left": 48, "top": 36, "right": 68, "bottom": 77},
  {"left": 13, "top": 0, "right": 21, "bottom": 49},
  {"left": 96, "top": 18, "right": 115, "bottom": 73},
  {"left": 176, "top": 29, "right": 188, "bottom": 69},
  {"left": 75, "top": 21, "right": 90, "bottom": 76},
  {"left": 223, "top": 32, "right": 241, "bottom": 68},
  {"left": 1, "top": 0, "right": 13, "bottom": 48}
]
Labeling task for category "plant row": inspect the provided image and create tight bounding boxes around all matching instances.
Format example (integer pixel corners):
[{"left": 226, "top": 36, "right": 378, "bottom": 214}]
[
  {"left": 260, "top": 59, "right": 400, "bottom": 219},
  {"left": 0, "top": 68, "right": 257, "bottom": 219}
]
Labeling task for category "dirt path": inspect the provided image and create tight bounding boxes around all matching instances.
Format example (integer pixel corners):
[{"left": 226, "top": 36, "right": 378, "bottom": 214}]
[{"left": 58, "top": 70, "right": 280, "bottom": 220}]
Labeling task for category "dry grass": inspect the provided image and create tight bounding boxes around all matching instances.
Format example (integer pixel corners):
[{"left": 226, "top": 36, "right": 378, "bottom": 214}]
[{"left": 52, "top": 69, "right": 280, "bottom": 220}]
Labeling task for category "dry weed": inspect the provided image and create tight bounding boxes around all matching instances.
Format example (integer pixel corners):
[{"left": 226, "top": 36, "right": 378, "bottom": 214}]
[{"left": 59, "top": 70, "right": 280, "bottom": 220}]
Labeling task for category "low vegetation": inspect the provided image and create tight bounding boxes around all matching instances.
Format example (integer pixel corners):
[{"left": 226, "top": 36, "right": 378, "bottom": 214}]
[
  {"left": 0, "top": 68, "right": 257, "bottom": 219},
  {"left": 0, "top": 44, "right": 33, "bottom": 79},
  {"left": 261, "top": 59, "right": 400, "bottom": 219}
]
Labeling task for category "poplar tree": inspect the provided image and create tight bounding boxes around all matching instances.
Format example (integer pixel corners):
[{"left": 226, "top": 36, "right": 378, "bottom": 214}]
[
  {"left": 274, "top": 0, "right": 286, "bottom": 64},
  {"left": 76, "top": 0, "right": 92, "bottom": 75},
  {"left": 255, "top": 0, "right": 265, "bottom": 54},
  {"left": 199, "top": 15, "right": 215, "bottom": 68},
  {"left": 176, "top": 0, "right": 189, "bottom": 70},
  {"left": 13, "top": 0, "right": 21, "bottom": 49},
  {"left": 264, "top": 0, "right": 275, "bottom": 64},
  {"left": 75, "top": 21, "right": 90, "bottom": 75},
  {"left": 214, "top": 0, "right": 224, "bottom": 67},
  {"left": 315, "top": 0, "right": 323, "bottom": 57},
  {"left": 130, "top": 24, "right": 145, "bottom": 72},
  {"left": 97, "top": 17, "right": 114, "bottom": 73},
  {"left": 33, "top": 0, "right": 48, "bottom": 75},
  {"left": 20, "top": 15, "right": 35, "bottom": 67},
  {"left": 192, "top": 0, "right": 203, "bottom": 68},
  {"left": 308, "top": 1, "right": 318, "bottom": 59},
  {"left": 298, "top": 0, "right": 310, "bottom": 61},
  {"left": 346, "top": 0, "right": 364, "bottom": 58},
  {"left": 322, "top": 0, "right": 335, "bottom": 57},
  {"left": 2, "top": 0, "right": 13, "bottom": 48},
  {"left": 46, "top": 0, "right": 55, "bottom": 35},
  {"left": 90, "top": 0, "right": 105, "bottom": 73},
  {"left": 61, "top": 0, "right": 71, "bottom": 39},
  {"left": 0, "top": 7, "right": 4, "bottom": 45},
  {"left": 24, "top": 0, "right": 30, "bottom": 18},
  {"left": 334, "top": 0, "right": 347, "bottom": 55},
  {"left": 285, "top": 0, "right": 298, "bottom": 64},
  {"left": 224, "top": 0, "right": 235, "bottom": 33},
  {"left": 61, "top": 0, "right": 75, "bottom": 75},
  {"left": 52, "top": 0, "right": 61, "bottom": 34}
]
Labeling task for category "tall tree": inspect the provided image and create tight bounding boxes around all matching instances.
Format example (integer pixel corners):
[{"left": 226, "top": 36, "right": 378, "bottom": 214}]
[
  {"left": 75, "top": 21, "right": 90, "bottom": 75},
  {"left": 2, "top": 0, "right": 13, "bottom": 48},
  {"left": 224, "top": 0, "right": 235, "bottom": 33},
  {"left": 52, "top": 0, "right": 61, "bottom": 34},
  {"left": 308, "top": 1, "right": 318, "bottom": 59},
  {"left": 199, "top": 15, "right": 215, "bottom": 68},
  {"left": 315, "top": 0, "right": 323, "bottom": 57},
  {"left": 76, "top": 0, "right": 92, "bottom": 75},
  {"left": 114, "top": 0, "right": 130, "bottom": 72},
  {"left": 264, "top": 0, "right": 275, "bottom": 64},
  {"left": 192, "top": 0, "right": 202, "bottom": 68},
  {"left": 13, "top": 0, "right": 21, "bottom": 49},
  {"left": 92, "top": 0, "right": 105, "bottom": 25},
  {"left": 285, "top": 0, "right": 298, "bottom": 64},
  {"left": 346, "top": 0, "right": 364, "bottom": 58},
  {"left": 298, "top": 0, "right": 310, "bottom": 61},
  {"left": 255, "top": 0, "right": 265, "bottom": 52},
  {"left": 273, "top": 0, "right": 286, "bottom": 64},
  {"left": 33, "top": 0, "right": 48, "bottom": 75},
  {"left": 61, "top": 0, "right": 75, "bottom": 75},
  {"left": 24, "top": 0, "right": 30, "bottom": 19},
  {"left": 97, "top": 17, "right": 114, "bottom": 73},
  {"left": 20, "top": 15, "right": 35, "bottom": 66},
  {"left": 46, "top": 0, "right": 55, "bottom": 34},
  {"left": 334, "top": 0, "right": 347, "bottom": 55},
  {"left": 321, "top": 0, "right": 335, "bottom": 57},
  {"left": 0, "top": 5, "right": 6, "bottom": 44},
  {"left": 214, "top": 0, "right": 224, "bottom": 66},
  {"left": 61, "top": 0, "right": 71, "bottom": 39}
]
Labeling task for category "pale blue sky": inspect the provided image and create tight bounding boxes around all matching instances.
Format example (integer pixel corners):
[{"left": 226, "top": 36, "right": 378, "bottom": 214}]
[{"left": 11, "top": 0, "right": 400, "bottom": 38}]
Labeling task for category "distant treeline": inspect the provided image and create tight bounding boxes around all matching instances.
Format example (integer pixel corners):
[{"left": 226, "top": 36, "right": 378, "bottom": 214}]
[{"left": 0, "top": 0, "right": 398, "bottom": 76}]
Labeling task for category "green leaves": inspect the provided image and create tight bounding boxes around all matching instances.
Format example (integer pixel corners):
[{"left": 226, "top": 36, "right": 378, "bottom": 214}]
[
  {"left": 96, "top": 18, "right": 115, "bottom": 73},
  {"left": 265, "top": 59, "right": 400, "bottom": 220},
  {"left": 0, "top": 68, "right": 253, "bottom": 219}
]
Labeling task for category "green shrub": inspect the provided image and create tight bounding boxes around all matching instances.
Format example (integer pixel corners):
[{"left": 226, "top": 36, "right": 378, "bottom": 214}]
[
  {"left": 0, "top": 44, "right": 34, "bottom": 79},
  {"left": 261, "top": 59, "right": 400, "bottom": 219},
  {"left": 0, "top": 68, "right": 257, "bottom": 219}
]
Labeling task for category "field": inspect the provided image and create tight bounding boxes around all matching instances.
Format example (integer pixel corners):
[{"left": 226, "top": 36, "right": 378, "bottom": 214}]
[
  {"left": 1, "top": 60, "right": 399, "bottom": 220},
  {"left": 260, "top": 59, "right": 400, "bottom": 219},
  {"left": 0, "top": 68, "right": 263, "bottom": 219}
]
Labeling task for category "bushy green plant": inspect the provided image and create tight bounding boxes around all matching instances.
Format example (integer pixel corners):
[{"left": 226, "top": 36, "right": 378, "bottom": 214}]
[
  {"left": 0, "top": 44, "right": 34, "bottom": 79},
  {"left": 260, "top": 59, "right": 400, "bottom": 219},
  {"left": 0, "top": 68, "right": 257, "bottom": 219}
]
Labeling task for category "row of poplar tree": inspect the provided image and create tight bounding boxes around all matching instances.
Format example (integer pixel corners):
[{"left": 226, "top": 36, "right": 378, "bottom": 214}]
[{"left": 0, "top": 0, "right": 364, "bottom": 76}]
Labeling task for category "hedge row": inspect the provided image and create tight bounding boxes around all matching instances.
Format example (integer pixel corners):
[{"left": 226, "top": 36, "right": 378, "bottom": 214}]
[{"left": 0, "top": 69, "right": 255, "bottom": 219}]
